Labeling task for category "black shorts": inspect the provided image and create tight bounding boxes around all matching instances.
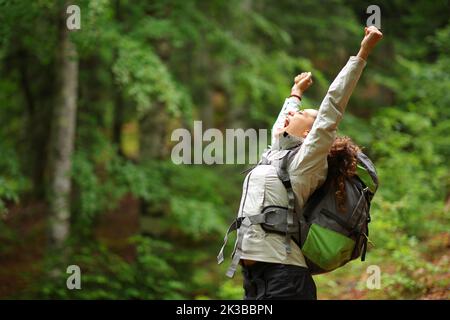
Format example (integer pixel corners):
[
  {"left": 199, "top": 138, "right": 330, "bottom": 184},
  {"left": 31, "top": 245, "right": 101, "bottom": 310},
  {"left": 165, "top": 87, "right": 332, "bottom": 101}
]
[{"left": 241, "top": 262, "right": 317, "bottom": 300}]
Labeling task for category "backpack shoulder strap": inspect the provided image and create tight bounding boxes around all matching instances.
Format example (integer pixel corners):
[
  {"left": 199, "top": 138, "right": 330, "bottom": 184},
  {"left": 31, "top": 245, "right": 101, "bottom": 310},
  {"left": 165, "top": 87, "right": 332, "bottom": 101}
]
[
  {"left": 276, "top": 148, "right": 299, "bottom": 253},
  {"left": 356, "top": 151, "right": 378, "bottom": 191}
]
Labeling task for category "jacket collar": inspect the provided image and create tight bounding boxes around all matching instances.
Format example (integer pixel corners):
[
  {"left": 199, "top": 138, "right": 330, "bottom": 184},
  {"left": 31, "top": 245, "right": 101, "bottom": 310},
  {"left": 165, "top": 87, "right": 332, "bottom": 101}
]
[{"left": 272, "top": 131, "right": 304, "bottom": 150}]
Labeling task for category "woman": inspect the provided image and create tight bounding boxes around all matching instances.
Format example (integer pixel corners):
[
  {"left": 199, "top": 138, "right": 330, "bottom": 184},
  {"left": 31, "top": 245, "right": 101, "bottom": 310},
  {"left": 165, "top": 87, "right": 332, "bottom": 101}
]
[{"left": 218, "top": 26, "right": 383, "bottom": 300}]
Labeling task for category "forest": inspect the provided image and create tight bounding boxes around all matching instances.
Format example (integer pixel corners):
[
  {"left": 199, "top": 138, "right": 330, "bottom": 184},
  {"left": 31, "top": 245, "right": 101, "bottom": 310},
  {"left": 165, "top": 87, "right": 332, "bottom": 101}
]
[{"left": 0, "top": 0, "right": 449, "bottom": 299}]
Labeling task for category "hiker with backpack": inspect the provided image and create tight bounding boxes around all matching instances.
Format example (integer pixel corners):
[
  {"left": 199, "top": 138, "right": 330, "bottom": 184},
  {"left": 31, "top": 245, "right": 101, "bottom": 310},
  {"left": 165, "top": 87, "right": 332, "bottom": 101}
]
[{"left": 217, "top": 26, "right": 383, "bottom": 300}]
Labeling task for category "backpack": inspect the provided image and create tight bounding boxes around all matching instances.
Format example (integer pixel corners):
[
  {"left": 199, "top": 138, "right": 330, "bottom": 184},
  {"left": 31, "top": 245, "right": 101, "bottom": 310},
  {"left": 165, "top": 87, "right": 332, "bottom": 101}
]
[
  {"left": 217, "top": 144, "right": 378, "bottom": 277},
  {"left": 296, "top": 150, "right": 378, "bottom": 274}
]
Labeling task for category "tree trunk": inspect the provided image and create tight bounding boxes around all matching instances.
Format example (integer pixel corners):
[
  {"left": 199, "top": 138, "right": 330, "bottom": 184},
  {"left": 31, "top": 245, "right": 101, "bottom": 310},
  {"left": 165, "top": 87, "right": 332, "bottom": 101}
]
[{"left": 48, "top": 19, "right": 79, "bottom": 247}]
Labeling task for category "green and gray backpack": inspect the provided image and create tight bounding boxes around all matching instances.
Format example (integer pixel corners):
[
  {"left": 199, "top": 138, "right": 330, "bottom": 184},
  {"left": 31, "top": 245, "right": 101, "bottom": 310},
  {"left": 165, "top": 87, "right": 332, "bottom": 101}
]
[
  {"left": 217, "top": 145, "right": 378, "bottom": 276},
  {"left": 295, "top": 150, "right": 378, "bottom": 274}
]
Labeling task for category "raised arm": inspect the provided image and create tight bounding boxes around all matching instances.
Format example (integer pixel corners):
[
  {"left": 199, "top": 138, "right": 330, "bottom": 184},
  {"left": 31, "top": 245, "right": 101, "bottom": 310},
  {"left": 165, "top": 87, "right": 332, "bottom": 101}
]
[{"left": 290, "top": 26, "right": 383, "bottom": 177}]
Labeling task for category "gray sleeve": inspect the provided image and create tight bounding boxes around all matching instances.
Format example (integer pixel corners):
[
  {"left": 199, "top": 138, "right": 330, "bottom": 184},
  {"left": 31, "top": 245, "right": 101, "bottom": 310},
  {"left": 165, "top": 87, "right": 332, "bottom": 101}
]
[{"left": 289, "top": 56, "right": 367, "bottom": 180}]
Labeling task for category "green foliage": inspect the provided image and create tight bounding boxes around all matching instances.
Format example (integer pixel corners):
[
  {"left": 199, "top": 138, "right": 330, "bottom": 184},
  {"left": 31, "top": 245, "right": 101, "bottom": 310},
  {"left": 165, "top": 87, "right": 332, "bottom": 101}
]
[
  {"left": 72, "top": 149, "right": 236, "bottom": 243},
  {"left": 317, "top": 24, "right": 450, "bottom": 299},
  {"left": 0, "top": 0, "right": 448, "bottom": 300},
  {"left": 113, "top": 38, "right": 185, "bottom": 116},
  {"left": 0, "top": 142, "right": 30, "bottom": 214},
  {"left": 37, "top": 237, "right": 186, "bottom": 299}
]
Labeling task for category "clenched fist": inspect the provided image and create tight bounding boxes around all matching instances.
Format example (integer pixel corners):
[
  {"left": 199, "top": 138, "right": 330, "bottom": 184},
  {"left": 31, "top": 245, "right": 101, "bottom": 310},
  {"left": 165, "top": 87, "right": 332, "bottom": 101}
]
[
  {"left": 361, "top": 26, "right": 383, "bottom": 51},
  {"left": 291, "top": 72, "right": 313, "bottom": 97},
  {"left": 357, "top": 26, "right": 383, "bottom": 61}
]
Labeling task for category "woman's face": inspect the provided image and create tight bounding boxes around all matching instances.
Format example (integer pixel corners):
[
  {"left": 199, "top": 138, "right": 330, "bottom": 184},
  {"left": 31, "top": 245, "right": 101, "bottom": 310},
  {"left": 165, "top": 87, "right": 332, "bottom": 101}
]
[{"left": 284, "top": 109, "right": 318, "bottom": 138}]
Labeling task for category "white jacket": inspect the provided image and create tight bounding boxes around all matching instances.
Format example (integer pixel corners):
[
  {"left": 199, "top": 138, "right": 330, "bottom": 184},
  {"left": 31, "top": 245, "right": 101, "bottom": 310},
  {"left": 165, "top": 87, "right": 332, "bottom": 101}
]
[{"left": 235, "top": 56, "right": 367, "bottom": 267}]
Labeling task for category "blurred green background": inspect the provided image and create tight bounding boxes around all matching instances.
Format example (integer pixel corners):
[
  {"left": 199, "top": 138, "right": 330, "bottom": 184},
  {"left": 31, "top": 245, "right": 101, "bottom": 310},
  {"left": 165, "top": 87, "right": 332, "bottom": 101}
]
[{"left": 0, "top": 0, "right": 449, "bottom": 299}]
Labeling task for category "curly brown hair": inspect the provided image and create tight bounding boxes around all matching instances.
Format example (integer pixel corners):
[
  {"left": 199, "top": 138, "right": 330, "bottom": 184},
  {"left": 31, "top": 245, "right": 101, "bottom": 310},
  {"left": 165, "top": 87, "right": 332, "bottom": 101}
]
[{"left": 327, "top": 136, "right": 361, "bottom": 213}]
